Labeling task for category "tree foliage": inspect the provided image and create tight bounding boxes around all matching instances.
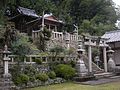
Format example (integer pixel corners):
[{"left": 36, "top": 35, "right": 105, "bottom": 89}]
[
  {"left": 49, "top": 45, "right": 65, "bottom": 57},
  {"left": 11, "top": 33, "right": 31, "bottom": 56},
  {"left": 0, "top": 0, "right": 118, "bottom": 35},
  {"left": 35, "top": 27, "right": 51, "bottom": 51}
]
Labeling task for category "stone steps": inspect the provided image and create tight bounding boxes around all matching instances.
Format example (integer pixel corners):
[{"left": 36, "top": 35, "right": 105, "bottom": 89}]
[
  {"left": 94, "top": 72, "right": 115, "bottom": 79},
  {"left": 83, "top": 56, "right": 103, "bottom": 74}
]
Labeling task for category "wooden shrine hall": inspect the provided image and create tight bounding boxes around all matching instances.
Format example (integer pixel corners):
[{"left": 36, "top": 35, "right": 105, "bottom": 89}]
[{"left": 8, "top": 6, "right": 64, "bottom": 36}]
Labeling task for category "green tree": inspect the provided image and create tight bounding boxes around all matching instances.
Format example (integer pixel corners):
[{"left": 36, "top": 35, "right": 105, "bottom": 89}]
[
  {"left": 0, "top": 25, "right": 5, "bottom": 48},
  {"left": 49, "top": 45, "right": 65, "bottom": 58},
  {"left": 11, "top": 33, "right": 32, "bottom": 64},
  {"left": 0, "top": 0, "right": 118, "bottom": 36},
  {"left": 35, "top": 27, "right": 51, "bottom": 51},
  {"left": 11, "top": 33, "right": 31, "bottom": 56}
]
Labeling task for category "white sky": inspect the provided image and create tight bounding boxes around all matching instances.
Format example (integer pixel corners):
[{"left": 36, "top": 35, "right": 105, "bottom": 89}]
[
  {"left": 112, "top": 0, "right": 120, "bottom": 28},
  {"left": 112, "top": 0, "right": 120, "bottom": 6}
]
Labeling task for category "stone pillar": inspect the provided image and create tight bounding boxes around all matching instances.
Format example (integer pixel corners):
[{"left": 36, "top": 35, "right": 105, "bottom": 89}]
[
  {"left": 88, "top": 39, "right": 92, "bottom": 72},
  {"left": 61, "top": 33, "right": 63, "bottom": 40},
  {"left": 24, "top": 57, "right": 26, "bottom": 63},
  {"left": 3, "top": 45, "right": 11, "bottom": 77},
  {"left": 11, "top": 57, "right": 14, "bottom": 63},
  {"left": 34, "top": 32, "right": 37, "bottom": 38},
  {"left": 103, "top": 47, "right": 107, "bottom": 72},
  {"left": 36, "top": 32, "right": 39, "bottom": 38},
  {"left": 66, "top": 40, "right": 70, "bottom": 50},
  {"left": 32, "top": 31, "right": 34, "bottom": 39},
  {"left": 49, "top": 24, "right": 51, "bottom": 31},
  {"left": 3, "top": 57, "right": 10, "bottom": 76},
  {"left": 55, "top": 26, "right": 57, "bottom": 32},
  {"left": 30, "top": 56, "right": 32, "bottom": 63}
]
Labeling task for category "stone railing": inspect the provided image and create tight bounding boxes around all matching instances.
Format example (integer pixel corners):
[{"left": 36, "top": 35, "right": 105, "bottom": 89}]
[
  {"left": 51, "top": 31, "right": 63, "bottom": 40},
  {"left": 8, "top": 55, "right": 77, "bottom": 65}
]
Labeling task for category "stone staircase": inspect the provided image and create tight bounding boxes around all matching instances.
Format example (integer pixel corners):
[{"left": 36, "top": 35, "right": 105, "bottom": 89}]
[
  {"left": 94, "top": 72, "right": 115, "bottom": 79},
  {"left": 83, "top": 56, "right": 104, "bottom": 74}
]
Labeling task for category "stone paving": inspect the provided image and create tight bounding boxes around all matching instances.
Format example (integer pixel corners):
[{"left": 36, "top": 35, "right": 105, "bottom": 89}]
[{"left": 80, "top": 76, "right": 120, "bottom": 85}]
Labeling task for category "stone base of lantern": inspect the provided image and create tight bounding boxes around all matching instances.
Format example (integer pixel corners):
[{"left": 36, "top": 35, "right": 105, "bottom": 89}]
[
  {"left": 0, "top": 74, "right": 17, "bottom": 90},
  {"left": 76, "top": 59, "right": 88, "bottom": 76},
  {"left": 74, "top": 58, "right": 95, "bottom": 82},
  {"left": 0, "top": 80, "right": 16, "bottom": 90},
  {"left": 3, "top": 73, "right": 11, "bottom": 79}
]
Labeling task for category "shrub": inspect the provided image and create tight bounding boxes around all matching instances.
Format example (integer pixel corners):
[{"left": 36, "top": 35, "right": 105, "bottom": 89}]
[
  {"left": 29, "top": 76, "right": 36, "bottom": 82},
  {"left": 55, "top": 64, "right": 76, "bottom": 80},
  {"left": 14, "top": 74, "right": 29, "bottom": 85},
  {"left": 35, "top": 58, "right": 42, "bottom": 65},
  {"left": 23, "top": 65, "right": 37, "bottom": 76},
  {"left": 36, "top": 73, "right": 49, "bottom": 82},
  {"left": 14, "top": 76, "right": 22, "bottom": 85},
  {"left": 48, "top": 71, "right": 56, "bottom": 79},
  {"left": 19, "top": 74, "right": 29, "bottom": 84}
]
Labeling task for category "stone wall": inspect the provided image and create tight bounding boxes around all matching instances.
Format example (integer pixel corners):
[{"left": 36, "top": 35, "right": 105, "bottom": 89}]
[
  {"left": 9, "top": 64, "right": 66, "bottom": 89},
  {"left": 47, "top": 32, "right": 78, "bottom": 50},
  {"left": 18, "top": 78, "right": 66, "bottom": 89}
]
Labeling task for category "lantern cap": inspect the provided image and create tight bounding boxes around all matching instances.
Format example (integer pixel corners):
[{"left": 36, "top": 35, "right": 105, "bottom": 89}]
[
  {"left": 77, "top": 48, "right": 85, "bottom": 52},
  {"left": 107, "top": 47, "right": 114, "bottom": 53}
]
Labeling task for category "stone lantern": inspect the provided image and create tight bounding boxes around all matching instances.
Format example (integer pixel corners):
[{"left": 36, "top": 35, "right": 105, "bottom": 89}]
[
  {"left": 94, "top": 56, "right": 100, "bottom": 67},
  {"left": 0, "top": 45, "right": 16, "bottom": 90},
  {"left": 2, "top": 45, "right": 11, "bottom": 79},
  {"left": 76, "top": 47, "right": 88, "bottom": 77},
  {"left": 107, "top": 47, "right": 116, "bottom": 72}
]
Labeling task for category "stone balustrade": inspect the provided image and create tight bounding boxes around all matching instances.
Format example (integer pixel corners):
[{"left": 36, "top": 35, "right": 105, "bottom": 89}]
[
  {"left": 8, "top": 55, "right": 77, "bottom": 65},
  {"left": 51, "top": 31, "right": 63, "bottom": 40}
]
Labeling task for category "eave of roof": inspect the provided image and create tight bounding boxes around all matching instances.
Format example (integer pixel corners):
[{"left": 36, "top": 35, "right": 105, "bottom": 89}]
[
  {"left": 17, "top": 6, "right": 39, "bottom": 18},
  {"left": 102, "top": 30, "right": 120, "bottom": 43}
]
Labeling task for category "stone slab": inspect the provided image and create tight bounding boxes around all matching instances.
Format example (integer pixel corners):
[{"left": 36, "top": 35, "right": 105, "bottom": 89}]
[{"left": 80, "top": 76, "right": 120, "bottom": 85}]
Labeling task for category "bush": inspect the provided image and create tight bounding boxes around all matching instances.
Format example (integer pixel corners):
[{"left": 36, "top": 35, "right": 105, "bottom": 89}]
[
  {"left": 20, "top": 74, "right": 29, "bottom": 84},
  {"left": 23, "top": 65, "right": 37, "bottom": 76},
  {"left": 29, "top": 76, "right": 36, "bottom": 82},
  {"left": 48, "top": 71, "right": 56, "bottom": 79},
  {"left": 55, "top": 64, "right": 76, "bottom": 80},
  {"left": 35, "top": 58, "right": 42, "bottom": 65},
  {"left": 36, "top": 73, "right": 49, "bottom": 82},
  {"left": 14, "top": 76, "right": 22, "bottom": 85},
  {"left": 14, "top": 74, "right": 29, "bottom": 85}
]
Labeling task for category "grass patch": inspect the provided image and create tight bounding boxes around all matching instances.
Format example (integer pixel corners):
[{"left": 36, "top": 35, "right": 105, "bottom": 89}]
[{"left": 24, "top": 82, "right": 120, "bottom": 90}]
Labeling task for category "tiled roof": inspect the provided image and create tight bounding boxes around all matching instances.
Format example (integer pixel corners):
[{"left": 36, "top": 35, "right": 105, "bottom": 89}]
[
  {"left": 102, "top": 30, "right": 120, "bottom": 43},
  {"left": 44, "top": 13, "right": 64, "bottom": 23},
  {"left": 17, "top": 6, "right": 39, "bottom": 17}
]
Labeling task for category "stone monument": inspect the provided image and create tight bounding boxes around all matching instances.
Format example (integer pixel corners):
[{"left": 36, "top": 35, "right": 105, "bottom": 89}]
[
  {"left": 107, "top": 47, "right": 116, "bottom": 72},
  {"left": 0, "top": 45, "right": 16, "bottom": 90},
  {"left": 76, "top": 47, "right": 88, "bottom": 77}
]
